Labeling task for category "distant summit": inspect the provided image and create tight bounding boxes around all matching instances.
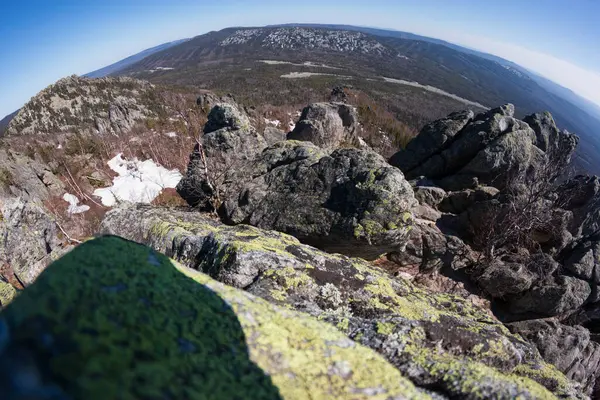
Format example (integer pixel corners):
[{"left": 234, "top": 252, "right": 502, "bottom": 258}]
[{"left": 85, "top": 38, "right": 189, "bottom": 78}]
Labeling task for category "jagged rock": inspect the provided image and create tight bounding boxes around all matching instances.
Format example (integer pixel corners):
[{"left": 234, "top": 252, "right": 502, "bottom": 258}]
[
  {"left": 390, "top": 105, "right": 573, "bottom": 193},
  {"left": 220, "top": 142, "right": 416, "bottom": 259},
  {"left": 523, "top": 112, "right": 579, "bottom": 164},
  {"left": 0, "top": 198, "right": 70, "bottom": 286},
  {"left": 509, "top": 319, "right": 600, "bottom": 396},
  {"left": 558, "top": 175, "right": 600, "bottom": 240},
  {"left": 177, "top": 102, "right": 267, "bottom": 209},
  {"left": 287, "top": 102, "right": 361, "bottom": 149},
  {"left": 100, "top": 204, "right": 579, "bottom": 398},
  {"left": 440, "top": 126, "right": 543, "bottom": 191},
  {"left": 388, "top": 220, "right": 477, "bottom": 273},
  {"left": 505, "top": 275, "right": 591, "bottom": 318},
  {"left": 390, "top": 109, "right": 474, "bottom": 172},
  {"left": 0, "top": 236, "right": 427, "bottom": 399}
]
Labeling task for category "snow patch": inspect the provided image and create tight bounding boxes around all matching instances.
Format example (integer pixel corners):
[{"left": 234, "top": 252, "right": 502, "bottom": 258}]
[
  {"left": 281, "top": 72, "right": 352, "bottom": 79},
  {"left": 93, "top": 154, "right": 182, "bottom": 207},
  {"left": 381, "top": 77, "right": 489, "bottom": 109},
  {"left": 259, "top": 60, "right": 339, "bottom": 69},
  {"left": 63, "top": 193, "right": 90, "bottom": 215},
  {"left": 165, "top": 131, "right": 178, "bottom": 138},
  {"left": 264, "top": 118, "right": 281, "bottom": 127}
]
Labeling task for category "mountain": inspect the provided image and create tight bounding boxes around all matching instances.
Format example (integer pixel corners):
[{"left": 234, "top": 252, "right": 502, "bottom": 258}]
[
  {"left": 84, "top": 38, "right": 189, "bottom": 78},
  {"left": 114, "top": 25, "right": 600, "bottom": 173},
  {"left": 0, "top": 110, "right": 18, "bottom": 135}
]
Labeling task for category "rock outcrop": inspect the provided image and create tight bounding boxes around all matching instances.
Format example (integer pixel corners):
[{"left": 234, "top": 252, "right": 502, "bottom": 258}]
[
  {"left": 509, "top": 319, "right": 600, "bottom": 396},
  {"left": 389, "top": 105, "right": 577, "bottom": 192},
  {"left": 0, "top": 236, "right": 427, "bottom": 399},
  {"left": 220, "top": 142, "right": 416, "bottom": 259},
  {"left": 176, "top": 101, "right": 267, "bottom": 209},
  {"left": 100, "top": 204, "right": 580, "bottom": 398},
  {"left": 6, "top": 75, "right": 159, "bottom": 136},
  {"left": 0, "top": 149, "right": 64, "bottom": 201},
  {"left": 0, "top": 198, "right": 70, "bottom": 286},
  {"left": 287, "top": 102, "right": 361, "bottom": 149}
]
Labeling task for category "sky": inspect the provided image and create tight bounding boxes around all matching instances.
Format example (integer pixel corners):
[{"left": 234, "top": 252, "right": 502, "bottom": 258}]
[{"left": 1, "top": 0, "right": 599, "bottom": 118}]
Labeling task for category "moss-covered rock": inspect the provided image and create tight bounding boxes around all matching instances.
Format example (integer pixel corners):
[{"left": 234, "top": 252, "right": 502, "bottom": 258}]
[
  {"left": 100, "top": 204, "right": 580, "bottom": 398},
  {"left": 0, "top": 236, "right": 428, "bottom": 400},
  {"left": 0, "top": 279, "right": 17, "bottom": 307}
]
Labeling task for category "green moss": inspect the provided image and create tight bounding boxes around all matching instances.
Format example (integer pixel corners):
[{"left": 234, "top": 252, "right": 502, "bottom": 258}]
[
  {"left": 0, "top": 236, "right": 427, "bottom": 399},
  {"left": 511, "top": 364, "right": 572, "bottom": 396},
  {"left": 376, "top": 322, "right": 395, "bottom": 335}
]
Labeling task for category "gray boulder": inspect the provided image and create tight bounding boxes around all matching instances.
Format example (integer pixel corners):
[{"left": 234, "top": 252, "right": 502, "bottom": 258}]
[
  {"left": 220, "top": 142, "right": 417, "bottom": 259},
  {"left": 509, "top": 319, "right": 600, "bottom": 396},
  {"left": 287, "top": 102, "right": 361, "bottom": 149},
  {"left": 204, "top": 103, "right": 251, "bottom": 134},
  {"left": 557, "top": 175, "right": 600, "bottom": 240},
  {"left": 100, "top": 204, "right": 579, "bottom": 398},
  {"left": 439, "top": 186, "right": 499, "bottom": 214},
  {"left": 177, "top": 102, "right": 267, "bottom": 209}
]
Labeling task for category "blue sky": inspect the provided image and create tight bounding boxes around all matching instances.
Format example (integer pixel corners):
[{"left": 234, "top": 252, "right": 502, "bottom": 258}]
[{"left": 1, "top": 0, "right": 599, "bottom": 118}]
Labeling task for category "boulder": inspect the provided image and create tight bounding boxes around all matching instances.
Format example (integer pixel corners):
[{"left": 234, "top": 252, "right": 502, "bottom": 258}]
[
  {"left": 204, "top": 103, "right": 251, "bottom": 134},
  {"left": 390, "top": 109, "right": 474, "bottom": 172},
  {"left": 557, "top": 175, "right": 600, "bottom": 240},
  {"left": 100, "top": 204, "right": 579, "bottom": 398},
  {"left": 177, "top": 102, "right": 267, "bottom": 209},
  {"left": 413, "top": 186, "right": 447, "bottom": 208},
  {"left": 562, "top": 239, "right": 600, "bottom": 281},
  {"left": 509, "top": 319, "right": 600, "bottom": 396},
  {"left": 287, "top": 102, "right": 361, "bottom": 149},
  {"left": 0, "top": 236, "right": 427, "bottom": 399},
  {"left": 505, "top": 275, "right": 591, "bottom": 318},
  {"left": 220, "top": 142, "right": 417, "bottom": 259},
  {"left": 475, "top": 259, "right": 536, "bottom": 298},
  {"left": 0, "top": 279, "right": 17, "bottom": 307}
]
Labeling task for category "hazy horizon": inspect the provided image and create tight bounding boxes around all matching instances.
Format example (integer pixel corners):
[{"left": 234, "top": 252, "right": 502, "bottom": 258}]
[{"left": 1, "top": 0, "right": 599, "bottom": 119}]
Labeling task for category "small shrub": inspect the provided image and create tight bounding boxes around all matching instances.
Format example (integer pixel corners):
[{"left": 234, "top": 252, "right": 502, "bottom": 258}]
[{"left": 151, "top": 188, "right": 188, "bottom": 207}]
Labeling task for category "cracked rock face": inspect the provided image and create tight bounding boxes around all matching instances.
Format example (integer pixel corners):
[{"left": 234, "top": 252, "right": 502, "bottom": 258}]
[{"left": 0, "top": 198, "right": 70, "bottom": 286}]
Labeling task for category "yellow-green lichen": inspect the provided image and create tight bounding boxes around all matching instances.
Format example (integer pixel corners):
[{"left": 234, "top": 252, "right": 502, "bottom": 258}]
[{"left": 376, "top": 322, "right": 395, "bottom": 335}]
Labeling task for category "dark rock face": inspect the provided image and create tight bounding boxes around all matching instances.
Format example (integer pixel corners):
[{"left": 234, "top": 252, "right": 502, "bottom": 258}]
[
  {"left": 509, "top": 319, "right": 600, "bottom": 395},
  {"left": 389, "top": 105, "right": 574, "bottom": 193},
  {"left": 524, "top": 112, "right": 579, "bottom": 165},
  {"left": 99, "top": 204, "right": 580, "bottom": 398},
  {"left": 220, "top": 142, "right": 417, "bottom": 259},
  {"left": 177, "top": 101, "right": 266, "bottom": 209},
  {"left": 287, "top": 102, "right": 361, "bottom": 150}
]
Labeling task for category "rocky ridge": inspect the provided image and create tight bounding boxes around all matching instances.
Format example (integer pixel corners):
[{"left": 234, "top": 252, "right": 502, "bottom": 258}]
[{"left": 6, "top": 75, "right": 160, "bottom": 136}]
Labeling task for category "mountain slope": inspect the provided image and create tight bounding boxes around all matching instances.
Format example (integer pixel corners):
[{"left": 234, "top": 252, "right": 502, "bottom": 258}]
[
  {"left": 85, "top": 38, "right": 189, "bottom": 78},
  {"left": 117, "top": 26, "right": 600, "bottom": 172}
]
